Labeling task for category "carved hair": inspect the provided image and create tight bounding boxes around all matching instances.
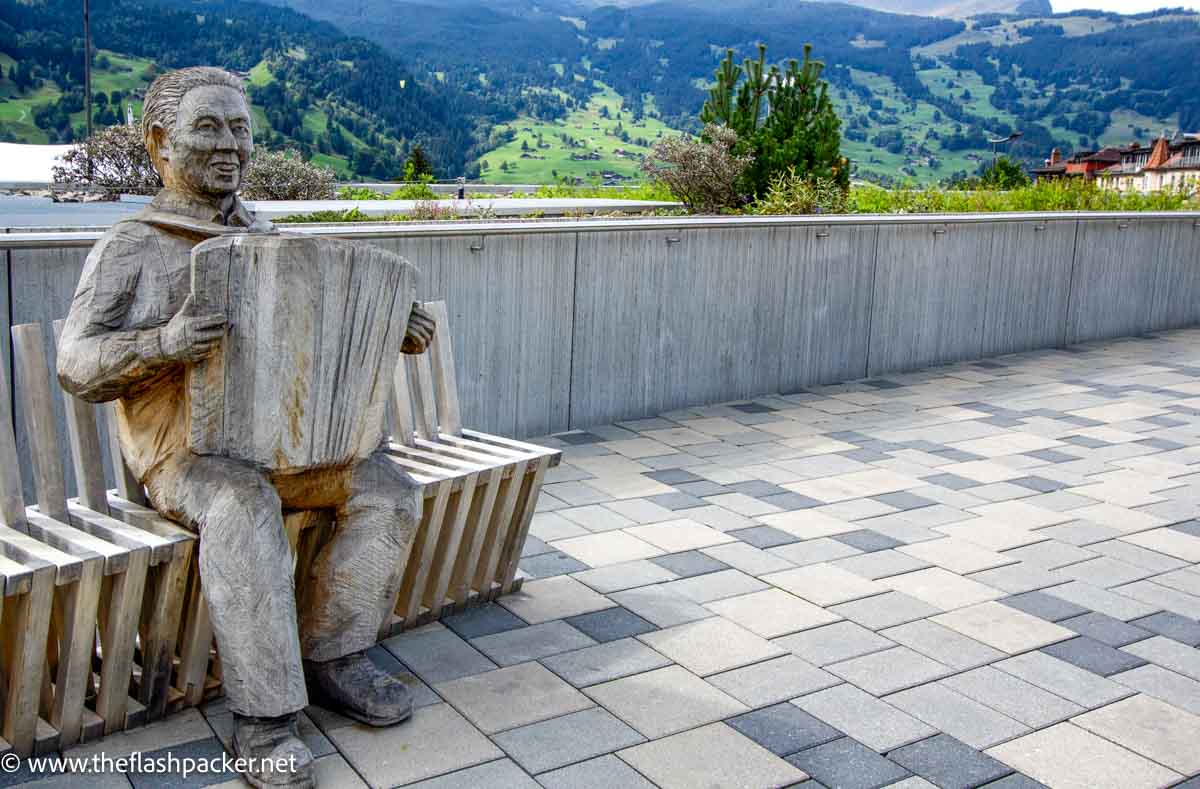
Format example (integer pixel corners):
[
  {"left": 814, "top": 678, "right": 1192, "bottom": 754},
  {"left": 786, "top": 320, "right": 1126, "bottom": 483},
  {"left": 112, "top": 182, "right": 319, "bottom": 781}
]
[{"left": 142, "top": 66, "right": 247, "bottom": 150}]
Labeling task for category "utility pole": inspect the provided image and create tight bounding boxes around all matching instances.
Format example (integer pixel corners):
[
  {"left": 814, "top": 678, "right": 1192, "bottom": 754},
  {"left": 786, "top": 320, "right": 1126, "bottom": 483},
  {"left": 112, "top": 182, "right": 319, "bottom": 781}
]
[{"left": 83, "top": 0, "right": 93, "bottom": 181}]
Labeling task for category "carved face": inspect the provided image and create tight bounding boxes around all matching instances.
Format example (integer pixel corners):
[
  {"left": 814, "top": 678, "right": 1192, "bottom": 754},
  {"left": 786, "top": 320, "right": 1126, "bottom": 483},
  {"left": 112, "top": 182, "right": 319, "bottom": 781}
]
[{"left": 157, "top": 84, "right": 253, "bottom": 198}]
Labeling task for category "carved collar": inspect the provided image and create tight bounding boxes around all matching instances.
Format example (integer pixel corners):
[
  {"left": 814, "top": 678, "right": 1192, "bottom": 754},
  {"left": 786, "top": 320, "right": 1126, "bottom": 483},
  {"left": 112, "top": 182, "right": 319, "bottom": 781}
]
[{"left": 136, "top": 190, "right": 273, "bottom": 237}]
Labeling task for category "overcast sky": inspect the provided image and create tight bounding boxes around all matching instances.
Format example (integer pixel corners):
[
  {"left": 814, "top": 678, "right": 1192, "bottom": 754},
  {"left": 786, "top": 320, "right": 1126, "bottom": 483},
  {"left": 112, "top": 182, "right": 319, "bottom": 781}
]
[{"left": 1053, "top": 0, "right": 1200, "bottom": 11}]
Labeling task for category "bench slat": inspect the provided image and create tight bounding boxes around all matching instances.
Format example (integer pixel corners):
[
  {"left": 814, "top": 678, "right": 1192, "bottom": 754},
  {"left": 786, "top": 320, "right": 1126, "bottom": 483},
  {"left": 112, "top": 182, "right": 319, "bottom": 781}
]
[
  {"left": 11, "top": 324, "right": 69, "bottom": 523},
  {"left": 423, "top": 302, "right": 463, "bottom": 436}
]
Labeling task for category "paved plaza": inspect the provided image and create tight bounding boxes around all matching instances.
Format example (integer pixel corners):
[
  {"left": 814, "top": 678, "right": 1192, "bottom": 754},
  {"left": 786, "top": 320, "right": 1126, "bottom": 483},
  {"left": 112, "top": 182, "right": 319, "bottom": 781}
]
[{"left": 11, "top": 328, "right": 1200, "bottom": 789}]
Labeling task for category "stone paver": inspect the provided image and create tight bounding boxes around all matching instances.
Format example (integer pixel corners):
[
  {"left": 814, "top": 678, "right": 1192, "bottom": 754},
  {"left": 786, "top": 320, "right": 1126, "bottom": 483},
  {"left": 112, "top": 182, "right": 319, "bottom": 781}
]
[
  {"left": 1071, "top": 694, "right": 1200, "bottom": 775},
  {"left": 617, "top": 723, "right": 807, "bottom": 789},
  {"left": 986, "top": 722, "right": 1182, "bottom": 789},
  {"left": 786, "top": 737, "right": 911, "bottom": 788},
  {"left": 491, "top": 707, "right": 644, "bottom": 774},
  {"left": 434, "top": 662, "right": 592, "bottom": 734},
  {"left": 793, "top": 684, "right": 937, "bottom": 752},
  {"left": 827, "top": 646, "right": 953, "bottom": 695},
  {"left": 583, "top": 665, "right": 748, "bottom": 738},
  {"left": 885, "top": 682, "right": 1030, "bottom": 749},
  {"left": 931, "top": 601, "right": 1074, "bottom": 653}
]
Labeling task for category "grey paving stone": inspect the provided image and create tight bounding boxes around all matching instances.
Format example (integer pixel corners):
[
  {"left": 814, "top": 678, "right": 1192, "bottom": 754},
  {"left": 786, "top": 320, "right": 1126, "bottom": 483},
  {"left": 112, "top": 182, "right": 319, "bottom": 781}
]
[
  {"left": 648, "top": 550, "right": 731, "bottom": 578},
  {"left": 761, "top": 492, "right": 825, "bottom": 511},
  {"left": 1122, "top": 635, "right": 1200, "bottom": 681},
  {"left": 521, "top": 551, "right": 592, "bottom": 579},
  {"left": 981, "top": 773, "right": 1051, "bottom": 789},
  {"left": 646, "top": 492, "right": 708, "bottom": 510},
  {"left": 609, "top": 585, "right": 713, "bottom": 628},
  {"left": 1110, "top": 664, "right": 1200, "bottom": 716},
  {"left": 730, "top": 480, "right": 792, "bottom": 498},
  {"left": 500, "top": 576, "right": 615, "bottom": 624},
  {"left": 644, "top": 469, "right": 706, "bottom": 485},
  {"left": 659, "top": 568, "right": 769, "bottom": 603},
  {"left": 404, "top": 759, "right": 541, "bottom": 789},
  {"left": 1058, "top": 556, "right": 1157, "bottom": 587},
  {"left": 967, "top": 564, "right": 1069, "bottom": 595},
  {"left": 541, "top": 637, "right": 672, "bottom": 687},
  {"left": 832, "top": 550, "right": 933, "bottom": 581},
  {"left": 584, "top": 665, "right": 748, "bottom": 739},
  {"left": 522, "top": 536, "right": 553, "bottom": 557},
  {"left": 786, "top": 737, "right": 911, "bottom": 789},
  {"left": 889, "top": 734, "right": 1013, "bottom": 789},
  {"left": 1059, "top": 612, "right": 1152, "bottom": 647},
  {"left": 534, "top": 755, "right": 657, "bottom": 789},
  {"left": 1003, "top": 541, "right": 1098, "bottom": 570},
  {"left": 827, "top": 646, "right": 953, "bottom": 696},
  {"left": 986, "top": 722, "right": 1182, "bottom": 789},
  {"left": 492, "top": 707, "right": 644, "bottom": 774},
  {"left": 1044, "top": 580, "right": 1159, "bottom": 622},
  {"left": 471, "top": 621, "right": 597, "bottom": 666},
  {"left": 1091, "top": 539, "right": 1190, "bottom": 572},
  {"left": 676, "top": 480, "right": 732, "bottom": 497},
  {"left": 1128, "top": 611, "right": 1200, "bottom": 646},
  {"left": 923, "top": 473, "right": 981, "bottom": 490},
  {"left": 1009, "top": 476, "right": 1069, "bottom": 493},
  {"left": 940, "top": 666, "right": 1085, "bottom": 728},
  {"left": 1036, "top": 521, "right": 1123, "bottom": 547},
  {"left": 768, "top": 537, "right": 865, "bottom": 566},
  {"left": 435, "top": 662, "right": 593, "bottom": 734},
  {"left": 833, "top": 529, "right": 905, "bottom": 553},
  {"left": 565, "top": 607, "right": 656, "bottom": 643},
  {"left": 793, "top": 684, "right": 937, "bottom": 753},
  {"left": 638, "top": 616, "right": 785, "bottom": 676},
  {"left": 1070, "top": 694, "right": 1200, "bottom": 776},
  {"left": 993, "top": 652, "right": 1133, "bottom": 709},
  {"left": 1111, "top": 579, "right": 1200, "bottom": 619},
  {"left": 618, "top": 723, "right": 806, "bottom": 789},
  {"left": 880, "top": 619, "right": 1004, "bottom": 671},
  {"left": 382, "top": 625, "right": 498, "bottom": 685},
  {"left": 830, "top": 591, "right": 941, "bottom": 630},
  {"left": 774, "top": 621, "right": 896, "bottom": 666},
  {"left": 707, "top": 654, "right": 840, "bottom": 708},
  {"left": 885, "top": 683, "right": 1029, "bottom": 749},
  {"left": 999, "top": 591, "right": 1089, "bottom": 622},
  {"left": 729, "top": 525, "right": 801, "bottom": 549},
  {"left": 571, "top": 560, "right": 679, "bottom": 594},
  {"left": 727, "top": 702, "right": 843, "bottom": 756},
  {"left": 873, "top": 491, "right": 937, "bottom": 510}
]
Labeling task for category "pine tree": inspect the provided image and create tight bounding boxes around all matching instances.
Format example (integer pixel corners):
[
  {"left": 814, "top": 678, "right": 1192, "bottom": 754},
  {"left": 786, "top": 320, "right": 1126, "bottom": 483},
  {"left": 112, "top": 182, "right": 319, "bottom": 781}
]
[{"left": 405, "top": 144, "right": 434, "bottom": 178}]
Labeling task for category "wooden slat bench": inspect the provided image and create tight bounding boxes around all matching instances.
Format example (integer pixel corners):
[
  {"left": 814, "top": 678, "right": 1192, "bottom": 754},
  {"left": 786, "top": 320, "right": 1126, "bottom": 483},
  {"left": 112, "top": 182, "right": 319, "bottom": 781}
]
[{"left": 0, "top": 300, "right": 558, "bottom": 757}]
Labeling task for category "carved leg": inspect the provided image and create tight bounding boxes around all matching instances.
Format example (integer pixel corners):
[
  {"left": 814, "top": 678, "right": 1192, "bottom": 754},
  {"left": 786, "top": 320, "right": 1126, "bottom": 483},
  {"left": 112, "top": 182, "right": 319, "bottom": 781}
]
[{"left": 145, "top": 454, "right": 307, "bottom": 718}]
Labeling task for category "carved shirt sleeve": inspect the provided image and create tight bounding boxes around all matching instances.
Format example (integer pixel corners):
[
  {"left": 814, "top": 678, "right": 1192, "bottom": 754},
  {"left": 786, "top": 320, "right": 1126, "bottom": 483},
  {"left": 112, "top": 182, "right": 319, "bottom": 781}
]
[{"left": 56, "top": 223, "right": 172, "bottom": 403}]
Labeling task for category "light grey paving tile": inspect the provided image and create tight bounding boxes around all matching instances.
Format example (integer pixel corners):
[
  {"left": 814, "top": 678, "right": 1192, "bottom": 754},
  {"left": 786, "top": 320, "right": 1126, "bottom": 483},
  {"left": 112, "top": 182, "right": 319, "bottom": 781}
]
[
  {"left": 1089, "top": 539, "right": 1190, "bottom": 572},
  {"left": 1070, "top": 694, "right": 1200, "bottom": 776},
  {"left": 324, "top": 703, "right": 503, "bottom": 788},
  {"left": 552, "top": 531, "right": 663, "bottom": 566},
  {"left": 827, "top": 646, "right": 953, "bottom": 695},
  {"left": 559, "top": 504, "right": 638, "bottom": 533},
  {"left": 570, "top": 559, "right": 679, "bottom": 594},
  {"left": 1152, "top": 568, "right": 1200, "bottom": 596},
  {"left": 609, "top": 585, "right": 714, "bottom": 628},
  {"left": 1002, "top": 541, "right": 1098, "bottom": 570},
  {"left": 535, "top": 754, "right": 657, "bottom": 789},
  {"left": 830, "top": 591, "right": 940, "bottom": 630},
  {"left": 766, "top": 537, "right": 864, "bottom": 566},
  {"left": 882, "top": 567, "right": 1004, "bottom": 611},
  {"left": 435, "top": 662, "right": 593, "bottom": 734},
  {"left": 659, "top": 568, "right": 768, "bottom": 603},
  {"left": 706, "top": 654, "right": 840, "bottom": 708},
  {"left": 1037, "top": 521, "right": 1123, "bottom": 546},
  {"left": 1112, "top": 579, "right": 1200, "bottom": 619},
  {"left": 773, "top": 620, "right": 896, "bottom": 666},
  {"left": 1043, "top": 580, "right": 1159, "bottom": 621},
  {"left": 941, "top": 666, "right": 1086, "bottom": 728},
  {"left": 793, "top": 683, "right": 937, "bottom": 753},
  {"left": 705, "top": 588, "right": 841, "bottom": 638},
  {"left": 700, "top": 541, "right": 796, "bottom": 576},
  {"left": 405, "top": 759, "right": 541, "bottom": 789},
  {"left": 932, "top": 601, "right": 1074, "bottom": 654},
  {"left": 382, "top": 624, "right": 497, "bottom": 685},
  {"left": 1123, "top": 635, "right": 1200, "bottom": 681},
  {"left": 543, "top": 481, "right": 612, "bottom": 506},
  {"left": 584, "top": 665, "right": 748, "bottom": 739},
  {"left": 616, "top": 723, "right": 806, "bottom": 789},
  {"left": 684, "top": 504, "right": 761, "bottom": 532},
  {"left": 638, "top": 616, "right": 785, "bottom": 677},
  {"left": 625, "top": 519, "right": 736, "bottom": 552},
  {"left": 603, "top": 498, "right": 680, "bottom": 525},
  {"left": 471, "top": 621, "right": 596, "bottom": 667},
  {"left": 880, "top": 619, "right": 1005, "bottom": 671},
  {"left": 530, "top": 512, "right": 590, "bottom": 542},
  {"left": 986, "top": 723, "right": 1181, "bottom": 789},
  {"left": 1111, "top": 664, "right": 1200, "bottom": 716},
  {"left": 763, "top": 563, "right": 889, "bottom": 606},
  {"left": 492, "top": 707, "right": 644, "bottom": 775},
  {"left": 994, "top": 652, "right": 1133, "bottom": 709},
  {"left": 885, "top": 682, "right": 1030, "bottom": 749},
  {"left": 831, "top": 549, "right": 932, "bottom": 580},
  {"left": 1057, "top": 556, "right": 1157, "bottom": 587},
  {"left": 966, "top": 563, "right": 1070, "bottom": 595},
  {"left": 541, "top": 637, "right": 672, "bottom": 688},
  {"left": 499, "top": 576, "right": 615, "bottom": 624}
]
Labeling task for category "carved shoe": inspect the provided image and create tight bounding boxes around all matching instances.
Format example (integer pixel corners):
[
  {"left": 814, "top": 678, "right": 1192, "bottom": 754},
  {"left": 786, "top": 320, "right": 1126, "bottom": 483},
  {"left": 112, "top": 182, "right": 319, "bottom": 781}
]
[
  {"left": 231, "top": 713, "right": 315, "bottom": 789},
  {"left": 304, "top": 652, "right": 414, "bottom": 727}
]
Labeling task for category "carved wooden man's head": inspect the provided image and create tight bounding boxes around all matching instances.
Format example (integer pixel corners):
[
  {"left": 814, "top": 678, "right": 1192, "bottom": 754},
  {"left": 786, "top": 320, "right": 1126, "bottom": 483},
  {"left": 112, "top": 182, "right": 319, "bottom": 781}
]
[{"left": 143, "top": 67, "right": 254, "bottom": 200}]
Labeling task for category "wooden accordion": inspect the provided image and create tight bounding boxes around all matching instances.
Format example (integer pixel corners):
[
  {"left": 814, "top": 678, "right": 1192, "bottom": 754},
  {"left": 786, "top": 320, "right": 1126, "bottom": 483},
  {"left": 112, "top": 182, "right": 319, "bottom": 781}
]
[{"left": 186, "top": 234, "right": 417, "bottom": 474}]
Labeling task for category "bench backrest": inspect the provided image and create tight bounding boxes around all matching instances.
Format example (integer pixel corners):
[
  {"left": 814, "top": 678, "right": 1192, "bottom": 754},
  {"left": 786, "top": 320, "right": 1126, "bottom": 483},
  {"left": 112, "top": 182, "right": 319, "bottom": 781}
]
[{"left": 391, "top": 301, "right": 462, "bottom": 446}]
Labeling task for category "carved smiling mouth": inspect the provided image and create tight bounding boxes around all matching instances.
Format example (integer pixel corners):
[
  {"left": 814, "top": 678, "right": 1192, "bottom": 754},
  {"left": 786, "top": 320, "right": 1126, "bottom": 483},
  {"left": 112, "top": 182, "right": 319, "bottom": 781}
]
[{"left": 211, "top": 160, "right": 239, "bottom": 176}]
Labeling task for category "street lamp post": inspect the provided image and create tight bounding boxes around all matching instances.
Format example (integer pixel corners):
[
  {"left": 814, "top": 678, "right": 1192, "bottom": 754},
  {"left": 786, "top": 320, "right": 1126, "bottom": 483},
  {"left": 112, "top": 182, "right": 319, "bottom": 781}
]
[
  {"left": 83, "top": 0, "right": 93, "bottom": 181},
  {"left": 988, "top": 131, "right": 1022, "bottom": 169}
]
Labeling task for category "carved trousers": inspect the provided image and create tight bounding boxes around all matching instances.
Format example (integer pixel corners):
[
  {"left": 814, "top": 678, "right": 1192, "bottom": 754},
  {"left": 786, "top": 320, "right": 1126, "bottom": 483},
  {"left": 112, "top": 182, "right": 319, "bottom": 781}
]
[{"left": 144, "top": 449, "right": 420, "bottom": 717}]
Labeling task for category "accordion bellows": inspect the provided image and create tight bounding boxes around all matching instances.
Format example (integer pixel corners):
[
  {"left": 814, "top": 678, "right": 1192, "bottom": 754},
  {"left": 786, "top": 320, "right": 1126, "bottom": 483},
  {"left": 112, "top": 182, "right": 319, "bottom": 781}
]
[{"left": 187, "top": 233, "right": 417, "bottom": 473}]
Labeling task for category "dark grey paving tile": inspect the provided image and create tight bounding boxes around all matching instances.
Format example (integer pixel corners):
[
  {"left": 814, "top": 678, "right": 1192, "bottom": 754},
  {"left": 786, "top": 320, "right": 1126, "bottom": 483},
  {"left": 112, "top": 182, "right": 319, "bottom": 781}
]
[
  {"left": 922, "top": 473, "right": 981, "bottom": 491},
  {"left": 1060, "top": 612, "right": 1152, "bottom": 648},
  {"left": 558, "top": 432, "right": 607, "bottom": 445},
  {"left": 522, "top": 536, "right": 554, "bottom": 558},
  {"left": 471, "top": 621, "right": 597, "bottom": 666},
  {"left": 650, "top": 551, "right": 731, "bottom": 578},
  {"left": 888, "top": 734, "right": 1012, "bottom": 789},
  {"left": 865, "top": 379, "right": 904, "bottom": 390},
  {"left": 1170, "top": 520, "right": 1200, "bottom": 538},
  {"left": 1022, "top": 449, "right": 1080, "bottom": 464},
  {"left": 840, "top": 448, "right": 893, "bottom": 463},
  {"left": 1137, "top": 437, "right": 1187, "bottom": 451},
  {"left": 492, "top": 707, "right": 644, "bottom": 774},
  {"left": 383, "top": 626, "right": 498, "bottom": 685},
  {"left": 730, "top": 480, "right": 792, "bottom": 498},
  {"left": 729, "top": 526, "right": 801, "bottom": 550},
  {"left": 786, "top": 737, "right": 909, "bottom": 789},
  {"left": 521, "top": 551, "right": 591, "bottom": 579},
  {"left": 832, "top": 530, "right": 903, "bottom": 553},
  {"left": 129, "top": 738, "right": 238, "bottom": 788},
  {"left": 676, "top": 481, "right": 732, "bottom": 497},
  {"left": 646, "top": 492, "right": 709, "bottom": 511},
  {"left": 932, "top": 448, "right": 985, "bottom": 463},
  {"left": 1001, "top": 591, "right": 1090, "bottom": 622},
  {"left": 405, "top": 758, "right": 540, "bottom": 789},
  {"left": 1128, "top": 612, "right": 1200, "bottom": 646},
  {"left": 1040, "top": 636, "right": 1148, "bottom": 677},
  {"left": 1010, "top": 477, "right": 1070, "bottom": 493},
  {"left": 565, "top": 607, "right": 657, "bottom": 643},
  {"left": 982, "top": 774, "right": 1050, "bottom": 789},
  {"left": 761, "top": 492, "right": 825, "bottom": 511},
  {"left": 731, "top": 403, "right": 778, "bottom": 414},
  {"left": 644, "top": 469, "right": 705, "bottom": 485},
  {"left": 1062, "top": 435, "right": 1112, "bottom": 449},
  {"left": 726, "top": 703, "right": 842, "bottom": 757},
  {"left": 871, "top": 491, "right": 936, "bottom": 511},
  {"left": 536, "top": 754, "right": 657, "bottom": 789}
]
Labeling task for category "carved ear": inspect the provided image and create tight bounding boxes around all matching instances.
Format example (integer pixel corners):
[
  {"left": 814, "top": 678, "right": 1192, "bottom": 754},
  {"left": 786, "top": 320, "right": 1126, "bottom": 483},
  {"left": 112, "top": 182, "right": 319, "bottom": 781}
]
[{"left": 148, "top": 122, "right": 171, "bottom": 163}]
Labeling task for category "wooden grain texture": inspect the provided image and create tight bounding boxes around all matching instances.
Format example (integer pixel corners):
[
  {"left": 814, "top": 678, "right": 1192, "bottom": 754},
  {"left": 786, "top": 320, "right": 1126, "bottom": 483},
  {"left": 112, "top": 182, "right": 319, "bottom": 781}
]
[
  {"left": 424, "top": 301, "right": 463, "bottom": 436},
  {"left": 867, "top": 223, "right": 990, "bottom": 375},
  {"left": 51, "top": 320, "right": 110, "bottom": 513},
  {"left": 12, "top": 324, "right": 68, "bottom": 521},
  {"left": 0, "top": 562, "right": 53, "bottom": 755},
  {"left": 777, "top": 225, "right": 876, "bottom": 391},
  {"left": 1066, "top": 218, "right": 1166, "bottom": 344},
  {"left": 980, "top": 220, "right": 1077, "bottom": 356}
]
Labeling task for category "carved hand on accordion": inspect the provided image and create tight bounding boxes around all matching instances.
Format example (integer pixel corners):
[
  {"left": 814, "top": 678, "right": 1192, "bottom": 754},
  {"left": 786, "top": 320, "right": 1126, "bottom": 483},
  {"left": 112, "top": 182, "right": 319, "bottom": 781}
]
[
  {"left": 160, "top": 294, "right": 228, "bottom": 363},
  {"left": 401, "top": 302, "right": 436, "bottom": 355}
]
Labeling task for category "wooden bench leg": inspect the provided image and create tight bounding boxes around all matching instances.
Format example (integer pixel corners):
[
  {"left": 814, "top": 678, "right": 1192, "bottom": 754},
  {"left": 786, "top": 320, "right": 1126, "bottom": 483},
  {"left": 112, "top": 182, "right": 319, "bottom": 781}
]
[
  {"left": 137, "top": 543, "right": 193, "bottom": 720},
  {"left": 174, "top": 563, "right": 214, "bottom": 709},
  {"left": 422, "top": 474, "right": 479, "bottom": 621},
  {"left": 96, "top": 548, "right": 149, "bottom": 735},
  {"left": 499, "top": 456, "right": 552, "bottom": 594},
  {"left": 447, "top": 467, "right": 503, "bottom": 607},
  {"left": 47, "top": 561, "right": 102, "bottom": 748},
  {"left": 475, "top": 460, "right": 529, "bottom": 601},
  {"left": 395, "top": 483, "right": 450, "bottom": 629},
  {"left": 1, "top": 566, "right": 54, "bottom": 756}
]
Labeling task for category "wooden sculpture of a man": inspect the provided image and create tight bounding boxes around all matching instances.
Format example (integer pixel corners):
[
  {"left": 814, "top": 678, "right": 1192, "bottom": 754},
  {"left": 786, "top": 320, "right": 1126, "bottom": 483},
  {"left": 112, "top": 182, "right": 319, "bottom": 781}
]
[{"left": 57, "top": 66, "right": 435, "bottom": 789}]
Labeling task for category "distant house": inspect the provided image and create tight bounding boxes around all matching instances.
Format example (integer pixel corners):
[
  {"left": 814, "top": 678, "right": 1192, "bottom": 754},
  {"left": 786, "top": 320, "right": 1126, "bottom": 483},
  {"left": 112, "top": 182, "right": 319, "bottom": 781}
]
[
  {"left": 1095, "top": 134, "right": 1200, "bottom": 193},
  {"left": 1031, "top": 147, "right": 1121, "bottom": 182}
]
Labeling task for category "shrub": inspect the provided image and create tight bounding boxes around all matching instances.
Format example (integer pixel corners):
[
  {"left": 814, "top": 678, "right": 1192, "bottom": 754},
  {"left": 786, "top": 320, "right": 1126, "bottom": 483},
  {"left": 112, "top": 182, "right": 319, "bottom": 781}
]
[
  {"left": 336, "top": 182, "right": 438, "bottom": 200},
  {"left": 751, "top": 168, "right": 848, "bottom": 215},
  {"left": 241, "top": 149, "right": 337, "bottom": 200},
  {"left": 51, "top": 124, "right": 161, "bottom": 193},
  {"left": 640, "top": 123, "right": 750, "bottom": 213}
]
